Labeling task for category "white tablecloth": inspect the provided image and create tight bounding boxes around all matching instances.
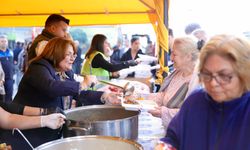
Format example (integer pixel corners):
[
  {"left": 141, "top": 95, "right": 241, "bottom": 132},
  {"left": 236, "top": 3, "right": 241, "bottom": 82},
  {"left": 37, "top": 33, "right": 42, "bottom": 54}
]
[{"left": 137, "top": 110, "right": 166, "bottom": 150}]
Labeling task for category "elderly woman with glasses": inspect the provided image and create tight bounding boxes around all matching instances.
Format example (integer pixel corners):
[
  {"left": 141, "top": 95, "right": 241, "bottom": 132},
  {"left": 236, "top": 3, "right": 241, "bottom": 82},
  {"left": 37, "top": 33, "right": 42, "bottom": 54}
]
[{"left": 155, "top": 34, "right": 250, "bottom": 150}]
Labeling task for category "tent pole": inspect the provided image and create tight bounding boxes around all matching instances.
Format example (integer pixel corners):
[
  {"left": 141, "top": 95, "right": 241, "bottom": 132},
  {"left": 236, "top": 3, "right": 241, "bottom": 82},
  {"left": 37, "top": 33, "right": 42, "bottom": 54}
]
[{"left": 162, "top": 0, "right": 169, "bottom": 78}]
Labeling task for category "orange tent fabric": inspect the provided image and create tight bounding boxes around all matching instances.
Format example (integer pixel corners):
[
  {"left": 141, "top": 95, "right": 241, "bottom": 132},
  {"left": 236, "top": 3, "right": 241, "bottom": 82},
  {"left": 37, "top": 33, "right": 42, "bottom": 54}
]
[
  {"left": 1, "top": 0, "right": 169, "bottom": 82},
  {"left": 1, "top": 0, "right": 156, "bottom": 26}
]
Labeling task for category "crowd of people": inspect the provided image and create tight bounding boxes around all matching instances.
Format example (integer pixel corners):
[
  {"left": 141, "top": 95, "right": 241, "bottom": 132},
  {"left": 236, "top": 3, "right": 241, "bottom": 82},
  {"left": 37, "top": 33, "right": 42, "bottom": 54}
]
[
  {"left": 1, "top": 13, "right": 250, "bottom": 150},
  {"left": 0, "top": 14, "right": 122, "bottom": 150}
]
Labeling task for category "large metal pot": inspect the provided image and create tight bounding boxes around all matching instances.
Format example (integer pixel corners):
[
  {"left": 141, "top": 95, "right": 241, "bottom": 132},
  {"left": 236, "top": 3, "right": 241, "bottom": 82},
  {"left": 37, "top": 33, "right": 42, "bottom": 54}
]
[
  {"left": 63, "top": 105, "right": 140, "bottom": 140},
  {"left": 34, "top": 136, "right": 143, "bottom": 150}
]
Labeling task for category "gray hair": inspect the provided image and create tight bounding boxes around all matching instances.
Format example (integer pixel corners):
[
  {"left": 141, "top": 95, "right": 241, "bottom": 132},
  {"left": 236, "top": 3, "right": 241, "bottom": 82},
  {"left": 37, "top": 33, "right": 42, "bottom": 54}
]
[
  {"left": 173, "top": 37, "right": 199, "bottom": 62},
  {"left": 0, "top": 35, "right": 7, "bottom": 39}
]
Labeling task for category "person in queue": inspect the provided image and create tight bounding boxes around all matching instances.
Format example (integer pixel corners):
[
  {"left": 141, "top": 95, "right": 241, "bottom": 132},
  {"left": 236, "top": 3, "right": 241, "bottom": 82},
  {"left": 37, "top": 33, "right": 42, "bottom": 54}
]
[
  {"left": 11, "top": 37, "right": 121, "bottom": 149},
  {"left": 192, "top": 28, "right": 208, "bottom": 50},
  {"left": 0, "top": 62, "right": 5, "bottom": 102},
  {"left": 0, "top": 35, "right": 14, "bottom": 103},
  {"left": 155, "top": 34, "right": 250, "bottom": 150},
  {"left": 137, "top": 37, "right": 199, "bottom": 128},
  {"left": 28, "top": 14, "right": 70, "bottom": 61},
  {"left": 184, "top": 23, "right": 201, "bottom": 35},
  {"left": 81, "top": 34, "right": 138, "bottom": 80},
  {"left": 0, "top": 101, "right": 65, "bottom": 150},
  {"left": 110, "top": 39, "right": 124, "bottom": 64},
  {"left": 121, "top": 36, "right": 144, "bottom": 77}
]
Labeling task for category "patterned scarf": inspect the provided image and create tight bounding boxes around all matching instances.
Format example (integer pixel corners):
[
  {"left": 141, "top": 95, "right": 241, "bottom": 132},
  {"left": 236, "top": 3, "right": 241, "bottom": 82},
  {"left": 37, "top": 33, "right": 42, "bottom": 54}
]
[{"left": 55, "top": 72, "right": 71, "bottom": 110}]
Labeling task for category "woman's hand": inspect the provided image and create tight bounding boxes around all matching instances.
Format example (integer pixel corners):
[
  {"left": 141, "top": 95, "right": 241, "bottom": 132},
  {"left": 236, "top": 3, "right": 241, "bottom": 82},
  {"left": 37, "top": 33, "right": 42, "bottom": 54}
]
[
  {"left": 148, "top": 106, "right": 162, "bottom": 118},
  {"left": 111, "top": 72, "right": 120, "bottom": 78},
  {"left": 41, "top": 113, "right": 66, "bottom": 129},
  {"left": 81, "top": 75, "right": 97, "bottom": 90},
  {"left": 125, "top": 60, "right": 138, "bottom": 66},
  {"left": 0, "top": 143, "right": 12, "bottom": 150},
  {"left": 0, "top": 80, "right": 4, "bottom": 86},
  {"left": 101, "top": 92, "right": 122, "bottom": 105}
]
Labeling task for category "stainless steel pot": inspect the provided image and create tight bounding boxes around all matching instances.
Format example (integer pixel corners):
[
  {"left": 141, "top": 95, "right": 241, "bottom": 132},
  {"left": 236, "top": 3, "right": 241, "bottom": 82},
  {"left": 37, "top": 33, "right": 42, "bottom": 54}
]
[
  {"left": 34, "top": 136, "right": 143, "bottom": 150},
  {"left": 63, "top": 105, "right": 140, "bottom": 140}
]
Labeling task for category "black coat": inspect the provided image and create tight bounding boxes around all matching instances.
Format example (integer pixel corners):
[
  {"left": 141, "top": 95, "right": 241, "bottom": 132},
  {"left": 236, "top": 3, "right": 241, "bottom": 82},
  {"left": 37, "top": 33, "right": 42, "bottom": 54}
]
[{"left": 121, "top": 48, "right": 144, "bottom": 77}]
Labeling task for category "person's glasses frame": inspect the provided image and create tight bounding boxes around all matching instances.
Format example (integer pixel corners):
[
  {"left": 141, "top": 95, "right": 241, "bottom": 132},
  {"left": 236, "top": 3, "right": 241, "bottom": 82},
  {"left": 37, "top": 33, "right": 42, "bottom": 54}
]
[
  {"left": 65, "top": 53, "right": 77, "bottom": 59},
  {"left": 198, "top": 71, "right": 236, "bottom": 85}
]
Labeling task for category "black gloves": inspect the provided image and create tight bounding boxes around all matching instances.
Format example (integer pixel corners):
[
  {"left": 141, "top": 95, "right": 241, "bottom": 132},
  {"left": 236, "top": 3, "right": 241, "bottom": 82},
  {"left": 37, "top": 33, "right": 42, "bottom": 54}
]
[
  {"left": 125, "top": 60, "right": 138, "bottom": 67},
  {"left": 40, "top": 107, "right": 65, "bottom": 115}
]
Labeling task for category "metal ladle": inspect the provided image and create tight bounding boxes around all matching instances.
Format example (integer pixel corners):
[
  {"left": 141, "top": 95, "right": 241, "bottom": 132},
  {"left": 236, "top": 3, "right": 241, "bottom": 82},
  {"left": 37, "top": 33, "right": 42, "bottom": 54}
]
[
  {"left": 97, "top": 80, "right": 135, "bottom": 97},
  {"left": 12, "top": 128, "right": 34, "bottom": 149},
  {"left": 124, "top": 85, "right": 135, "bottom": 96}
]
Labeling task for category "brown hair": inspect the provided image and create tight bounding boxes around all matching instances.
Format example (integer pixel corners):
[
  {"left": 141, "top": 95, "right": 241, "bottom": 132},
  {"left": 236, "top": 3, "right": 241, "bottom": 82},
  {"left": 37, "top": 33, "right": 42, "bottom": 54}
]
[
  {"left": 85, "top": 34, "right": 107, "bottom": 58},
  {"left": 199, "top": 34, "right": 250, "bottom": 91},
  {"left": 32, "top": 37, "right": 76, "bottom": 69}
]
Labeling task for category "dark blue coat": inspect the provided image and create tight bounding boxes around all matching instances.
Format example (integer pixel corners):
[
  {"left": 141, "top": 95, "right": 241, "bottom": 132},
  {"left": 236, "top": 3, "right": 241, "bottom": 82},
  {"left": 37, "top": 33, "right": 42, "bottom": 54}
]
[
  {"left": 0, "top": 49, "right": 14, "bottom": 103},
  {"left": 4, "top": 58, "right": 104, "bottom": 150},
  {"left": 0, "top": 49, "right": 14, "bottom": 80},
  {"left": 13, "top": 58, "right": 104, "bottom": 108},
  {"left": 161, "top": 89, "right": 250, "bottom": 150},
  {"left": 13, "top": 58, "right": 78, "bottom": 109}
]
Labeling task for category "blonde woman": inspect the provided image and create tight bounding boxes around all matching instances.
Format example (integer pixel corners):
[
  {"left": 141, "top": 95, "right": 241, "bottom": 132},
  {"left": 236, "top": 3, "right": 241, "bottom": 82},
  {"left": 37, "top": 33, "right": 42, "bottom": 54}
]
[{"left": 157, "top": 34, "right": 250, "bottom": 150}]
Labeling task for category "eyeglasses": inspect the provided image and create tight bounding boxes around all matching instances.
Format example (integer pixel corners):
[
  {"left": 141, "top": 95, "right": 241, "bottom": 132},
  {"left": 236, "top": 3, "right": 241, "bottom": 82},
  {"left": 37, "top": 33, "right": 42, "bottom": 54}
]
[
  {"left": 198, "top": 72, "right": 236, "bottom": 85},
  {"left": 65, "top": 53, "right": 77, "bottom": 59}
]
